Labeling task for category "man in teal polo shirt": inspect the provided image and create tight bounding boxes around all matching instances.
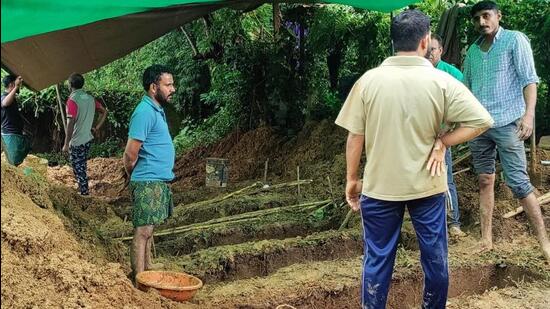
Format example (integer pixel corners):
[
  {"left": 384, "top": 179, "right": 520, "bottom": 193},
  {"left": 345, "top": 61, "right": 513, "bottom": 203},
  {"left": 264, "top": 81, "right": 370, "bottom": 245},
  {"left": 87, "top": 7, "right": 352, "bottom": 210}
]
[
  {"left": 123, "top": 64, "right": 176, "bottom": 283},
  {"left": 428, "top": 34, "right": 463, "bottom": 81},
  {"left": 428, "top": 34, "right": 466, "bottom": 238}
]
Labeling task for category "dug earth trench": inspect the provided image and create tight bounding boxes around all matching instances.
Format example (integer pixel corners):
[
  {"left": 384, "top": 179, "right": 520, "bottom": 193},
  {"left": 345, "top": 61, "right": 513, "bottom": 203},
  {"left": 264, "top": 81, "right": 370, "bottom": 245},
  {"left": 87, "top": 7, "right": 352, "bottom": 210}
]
[{"left": 3, "top": 123, "right": 550, "bottom": 308}]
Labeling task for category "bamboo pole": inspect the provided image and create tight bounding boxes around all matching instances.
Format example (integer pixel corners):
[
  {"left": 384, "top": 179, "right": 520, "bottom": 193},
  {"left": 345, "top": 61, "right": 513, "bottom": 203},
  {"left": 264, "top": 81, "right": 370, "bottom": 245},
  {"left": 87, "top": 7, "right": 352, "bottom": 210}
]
[
  {"left": 248, "top": 179, "right": 312, "bottom": 195},
  {"left": 503, "top": 192, "right": 550, "bottom": 218},
  {"left": 182, "top": 181, "right": 262, "bottom": 209},
  {"left": 177, "top": 179, "right": 313, "bottom": 213},
  {"left": 180, "top": 26, "right": 199, "bottom": 57},
  {"left": 115, "top": 199, "right": 331, "bottom": 241},
  {"left": 453, "top": 167, "right": 470, "bottom": 176},
  {"left": 339, "top": 208, "right": 355, "bottom": 231},
  {"left": 452, "top": 151, "right": 471, "bottom": 167}
]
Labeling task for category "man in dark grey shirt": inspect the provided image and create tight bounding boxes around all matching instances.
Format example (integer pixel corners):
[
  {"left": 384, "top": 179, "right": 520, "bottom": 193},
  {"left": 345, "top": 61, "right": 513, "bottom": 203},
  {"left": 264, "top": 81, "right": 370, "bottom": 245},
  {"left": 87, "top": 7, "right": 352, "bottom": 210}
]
[
  {"left": 1, "top": 75, "right": 24, "bottom": 135},
  {"left": 1, "top": 74, "right": 31, "bottom": 166}
]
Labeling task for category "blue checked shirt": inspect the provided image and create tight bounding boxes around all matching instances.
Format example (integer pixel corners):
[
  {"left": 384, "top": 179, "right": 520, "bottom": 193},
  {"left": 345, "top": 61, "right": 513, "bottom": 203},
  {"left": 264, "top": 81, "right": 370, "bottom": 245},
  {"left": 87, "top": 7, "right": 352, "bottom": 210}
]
[{"left": 463, "top": 27, "right": 539, "bottom": 128}]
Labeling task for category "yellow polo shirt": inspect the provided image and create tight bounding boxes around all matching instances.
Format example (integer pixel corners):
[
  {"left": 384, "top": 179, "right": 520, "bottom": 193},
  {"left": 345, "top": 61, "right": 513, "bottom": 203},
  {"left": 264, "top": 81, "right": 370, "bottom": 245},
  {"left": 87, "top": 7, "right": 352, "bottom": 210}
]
[{"left": 335, "top": 56, "right": 493, "bottom": 201}]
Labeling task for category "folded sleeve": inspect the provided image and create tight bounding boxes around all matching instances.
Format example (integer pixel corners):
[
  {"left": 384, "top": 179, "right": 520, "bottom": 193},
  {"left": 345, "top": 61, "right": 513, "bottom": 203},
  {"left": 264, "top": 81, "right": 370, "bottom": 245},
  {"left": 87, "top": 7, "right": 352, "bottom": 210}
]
[
  {"left": 334, "top": 80, "right": 366, "bottom": 135},
  {"left": 66, "top": 99, "right": 78, "bottom": 118},
  {"left": 512, "top": 32, "right": 539, "bottom": 88}
]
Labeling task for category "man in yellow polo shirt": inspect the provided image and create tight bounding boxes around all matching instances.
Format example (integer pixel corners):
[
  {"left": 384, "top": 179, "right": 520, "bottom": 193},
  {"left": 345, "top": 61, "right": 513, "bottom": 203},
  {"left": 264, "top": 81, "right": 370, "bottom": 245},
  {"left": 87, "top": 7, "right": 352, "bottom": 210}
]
[{"left": 335, "top": 10, "right": 493, "bottom": 309}]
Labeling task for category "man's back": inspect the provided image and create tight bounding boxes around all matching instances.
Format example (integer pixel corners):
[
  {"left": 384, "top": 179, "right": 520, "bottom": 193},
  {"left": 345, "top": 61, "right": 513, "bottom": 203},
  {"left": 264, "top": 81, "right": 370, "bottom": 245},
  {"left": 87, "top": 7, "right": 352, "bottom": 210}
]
[
  {"left": 336, "top": 56, "right": 492, "bottom": 201},
  {"left": 68, "top": 89, "right": 96, "bottom": 146}
]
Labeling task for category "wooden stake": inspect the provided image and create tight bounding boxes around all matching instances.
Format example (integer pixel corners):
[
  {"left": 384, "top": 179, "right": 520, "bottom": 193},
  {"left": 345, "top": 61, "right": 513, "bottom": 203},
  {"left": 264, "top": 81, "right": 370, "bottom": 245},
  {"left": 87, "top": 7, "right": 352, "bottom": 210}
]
[
  {"left": 263, "top": 158, "right": 269, "bottom": 183},
  {"left": 152, "top": 236, "right": 157, "bottom": 258},
  {"left": 339, "top": 208, "right": 355, "bottom": 231},
  {"left": 530, "top": 120, "right": 537, "bottom": 172},
  {"left": 529, "top": 122, "right": 539, "bottom": 185},
  {"left": 297, "top": 166, "right": 301, "bottom": 197}
]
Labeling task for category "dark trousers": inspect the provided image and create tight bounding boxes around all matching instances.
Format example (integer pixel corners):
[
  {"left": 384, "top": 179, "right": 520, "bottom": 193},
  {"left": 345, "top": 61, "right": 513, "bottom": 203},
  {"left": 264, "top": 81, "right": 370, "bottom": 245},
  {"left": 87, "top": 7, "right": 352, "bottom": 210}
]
[
  {"left": 70, "top": 142, "right": 91, "bottom": 195},
  {"left": 360, "top": 193, "right": 448, "bottom": 309}
]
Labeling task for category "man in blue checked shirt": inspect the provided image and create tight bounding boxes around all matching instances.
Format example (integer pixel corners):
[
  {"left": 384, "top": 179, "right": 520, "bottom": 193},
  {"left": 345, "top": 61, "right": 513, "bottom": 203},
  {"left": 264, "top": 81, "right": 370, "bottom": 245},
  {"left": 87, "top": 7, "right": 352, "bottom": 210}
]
[{"left": 463, "top": 1, "right": 550, "bottom": 260}]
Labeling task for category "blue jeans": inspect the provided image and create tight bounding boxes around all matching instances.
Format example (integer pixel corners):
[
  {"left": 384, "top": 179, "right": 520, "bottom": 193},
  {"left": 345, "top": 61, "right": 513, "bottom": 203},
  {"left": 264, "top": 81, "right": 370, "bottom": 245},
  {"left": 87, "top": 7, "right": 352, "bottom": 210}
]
[
  {"left": 445, "top": 148, "right": 460, "bottom": 227},
  {"left": 469, "top": 121, "right": 533, "bottom": 199},
  {"left": 359, "top": 193, "right": 448, "bottom": 309}
]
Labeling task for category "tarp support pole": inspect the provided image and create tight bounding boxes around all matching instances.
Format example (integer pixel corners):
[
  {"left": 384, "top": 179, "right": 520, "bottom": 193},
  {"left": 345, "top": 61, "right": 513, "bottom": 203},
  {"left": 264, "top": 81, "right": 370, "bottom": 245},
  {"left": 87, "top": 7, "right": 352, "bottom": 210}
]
[{"left": 55, "top": 84, "right": 68, "bottom": 134}]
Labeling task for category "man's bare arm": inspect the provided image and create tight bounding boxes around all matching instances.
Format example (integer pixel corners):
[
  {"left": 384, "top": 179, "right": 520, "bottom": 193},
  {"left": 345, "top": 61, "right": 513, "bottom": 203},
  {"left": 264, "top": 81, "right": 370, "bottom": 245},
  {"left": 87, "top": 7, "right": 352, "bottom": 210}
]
[
  {"left": 1, "top": 76, "right": 22, "bottom": 107},
  {"left": 123, "top": 138, "right": 143, "bottom": 177},
  {"left": 62, "top": 118, "right": 76, "bottom": 152},
  {"left": 517, "top": 83, "right": 537, "bottom": 140},
  {"left": 345, "top": 132, "right": 364, "bottom": 211}
]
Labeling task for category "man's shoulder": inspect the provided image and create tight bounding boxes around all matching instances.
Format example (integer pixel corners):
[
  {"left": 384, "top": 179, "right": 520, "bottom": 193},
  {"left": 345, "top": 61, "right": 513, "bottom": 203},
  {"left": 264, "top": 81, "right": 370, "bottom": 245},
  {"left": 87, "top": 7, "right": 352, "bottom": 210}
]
[
  {"left": 502, "top": 28, "right": 524, "bottom": 37},
  {"left": 131, "top": 100, "right": 156, "bottom": 119},
  {"left": 439, "top": 61, "right": 462, "bottom": 74}
]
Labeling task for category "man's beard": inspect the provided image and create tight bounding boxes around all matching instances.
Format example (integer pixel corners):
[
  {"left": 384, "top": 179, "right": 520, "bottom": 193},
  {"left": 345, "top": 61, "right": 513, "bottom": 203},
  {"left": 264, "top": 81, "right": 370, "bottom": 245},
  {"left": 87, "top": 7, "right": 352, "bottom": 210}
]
[{"left": 155, "top": 91, "right": 171, "bottom": 105}]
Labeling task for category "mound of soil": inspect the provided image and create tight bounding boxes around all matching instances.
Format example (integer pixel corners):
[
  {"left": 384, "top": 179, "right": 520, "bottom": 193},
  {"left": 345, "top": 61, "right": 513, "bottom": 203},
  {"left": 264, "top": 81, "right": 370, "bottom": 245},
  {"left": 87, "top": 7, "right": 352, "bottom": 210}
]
[
  {"left": 173, "top": 127, "right": 284, "bottom": 189},
  {"left": 48, "top": 157, "right": 126, "bottom": 197},
  {"left": 0, "top": 163, "right": 184, "bottom": 308}
]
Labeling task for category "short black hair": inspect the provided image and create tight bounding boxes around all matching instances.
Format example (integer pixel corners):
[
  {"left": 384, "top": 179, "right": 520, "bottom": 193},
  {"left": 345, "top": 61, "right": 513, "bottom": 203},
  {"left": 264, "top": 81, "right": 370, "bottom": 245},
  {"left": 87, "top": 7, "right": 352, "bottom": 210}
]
[
  {"left": 142, "top": 65, "right": 173, "bottom": 92},
  {"left": 68, "top": 73, "right": 84, "bottom": 89},
  {"left": 431, "top": 33, "right": 443, "bottom": 47},
  {"left": 2, "top": 75, "right": 17, "bottom": 88},
  {"left": 471, "top": 1, "right": 499, "bottom": 17},
  {"left": 391, "top": 10, "right": 431, "bottom": 52}
]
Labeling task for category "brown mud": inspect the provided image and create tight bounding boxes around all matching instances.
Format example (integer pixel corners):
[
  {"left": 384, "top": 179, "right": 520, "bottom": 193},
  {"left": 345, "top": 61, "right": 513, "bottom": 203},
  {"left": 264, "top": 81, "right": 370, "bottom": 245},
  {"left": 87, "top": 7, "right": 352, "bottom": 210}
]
[{"left": 3, "top": 122, "right": 550, "bottom": 308}]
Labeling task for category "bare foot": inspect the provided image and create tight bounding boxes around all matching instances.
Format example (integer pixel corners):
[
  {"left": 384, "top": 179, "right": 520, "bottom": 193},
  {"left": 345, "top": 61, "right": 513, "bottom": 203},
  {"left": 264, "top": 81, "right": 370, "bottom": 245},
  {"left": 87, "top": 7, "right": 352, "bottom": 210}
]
[{"left": 471, "top": 240, "right": 493, "bottom": 254}]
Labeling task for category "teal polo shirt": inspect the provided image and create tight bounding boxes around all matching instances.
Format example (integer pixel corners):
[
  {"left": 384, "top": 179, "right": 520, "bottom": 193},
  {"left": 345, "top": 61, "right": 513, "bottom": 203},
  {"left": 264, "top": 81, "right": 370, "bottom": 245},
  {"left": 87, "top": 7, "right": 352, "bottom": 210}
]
[
  {"left": 436, "top": 60, "right": 463, "bottom": 82},
  {"left": 128, "top": 95, "right": 175, "bottom": 181}
]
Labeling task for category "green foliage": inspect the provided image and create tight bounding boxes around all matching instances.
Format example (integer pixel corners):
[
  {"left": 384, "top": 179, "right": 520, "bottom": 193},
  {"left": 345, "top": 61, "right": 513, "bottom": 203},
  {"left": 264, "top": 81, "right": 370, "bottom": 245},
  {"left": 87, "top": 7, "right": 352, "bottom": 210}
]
[
  {"left": 5, "top": 0, "right": 550, "bottom": 155},
  {"left": 34, "top": 152, "right": 70, "bottom": 166},
  {"left": 89, "top": 137, "right": 124, "bottom": 158},
  {"left": 454, "top": 0, "right": 550, "bottom": 136}
]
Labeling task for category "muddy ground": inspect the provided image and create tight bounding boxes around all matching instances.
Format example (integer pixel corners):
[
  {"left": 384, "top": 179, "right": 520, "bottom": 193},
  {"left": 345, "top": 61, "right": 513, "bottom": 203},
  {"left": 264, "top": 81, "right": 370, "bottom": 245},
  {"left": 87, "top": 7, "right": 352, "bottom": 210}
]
[{"left": 3, "top": 121, "right": 550, "bottom": 308}]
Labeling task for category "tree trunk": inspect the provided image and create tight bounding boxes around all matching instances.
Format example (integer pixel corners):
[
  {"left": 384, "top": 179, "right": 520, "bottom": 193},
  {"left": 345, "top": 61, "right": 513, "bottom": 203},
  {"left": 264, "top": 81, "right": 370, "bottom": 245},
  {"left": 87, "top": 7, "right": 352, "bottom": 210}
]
[{"left": 273, "top": 1, "right": 281, "bottom": 37}]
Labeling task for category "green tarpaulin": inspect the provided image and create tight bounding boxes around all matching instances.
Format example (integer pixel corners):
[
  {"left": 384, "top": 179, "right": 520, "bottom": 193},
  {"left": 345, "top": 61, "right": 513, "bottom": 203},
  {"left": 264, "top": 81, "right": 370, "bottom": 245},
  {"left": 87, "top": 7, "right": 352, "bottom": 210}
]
[{"left": 1, "top": 0, "right": 415, "bottom": 90}]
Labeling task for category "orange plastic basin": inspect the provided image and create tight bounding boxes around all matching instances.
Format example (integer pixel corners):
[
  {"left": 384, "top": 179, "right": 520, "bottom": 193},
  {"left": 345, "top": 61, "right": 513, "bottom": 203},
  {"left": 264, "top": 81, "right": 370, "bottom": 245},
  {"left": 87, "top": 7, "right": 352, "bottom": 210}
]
[{"left": 136, "top": 271, "right": 203, "bottom": 302}]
